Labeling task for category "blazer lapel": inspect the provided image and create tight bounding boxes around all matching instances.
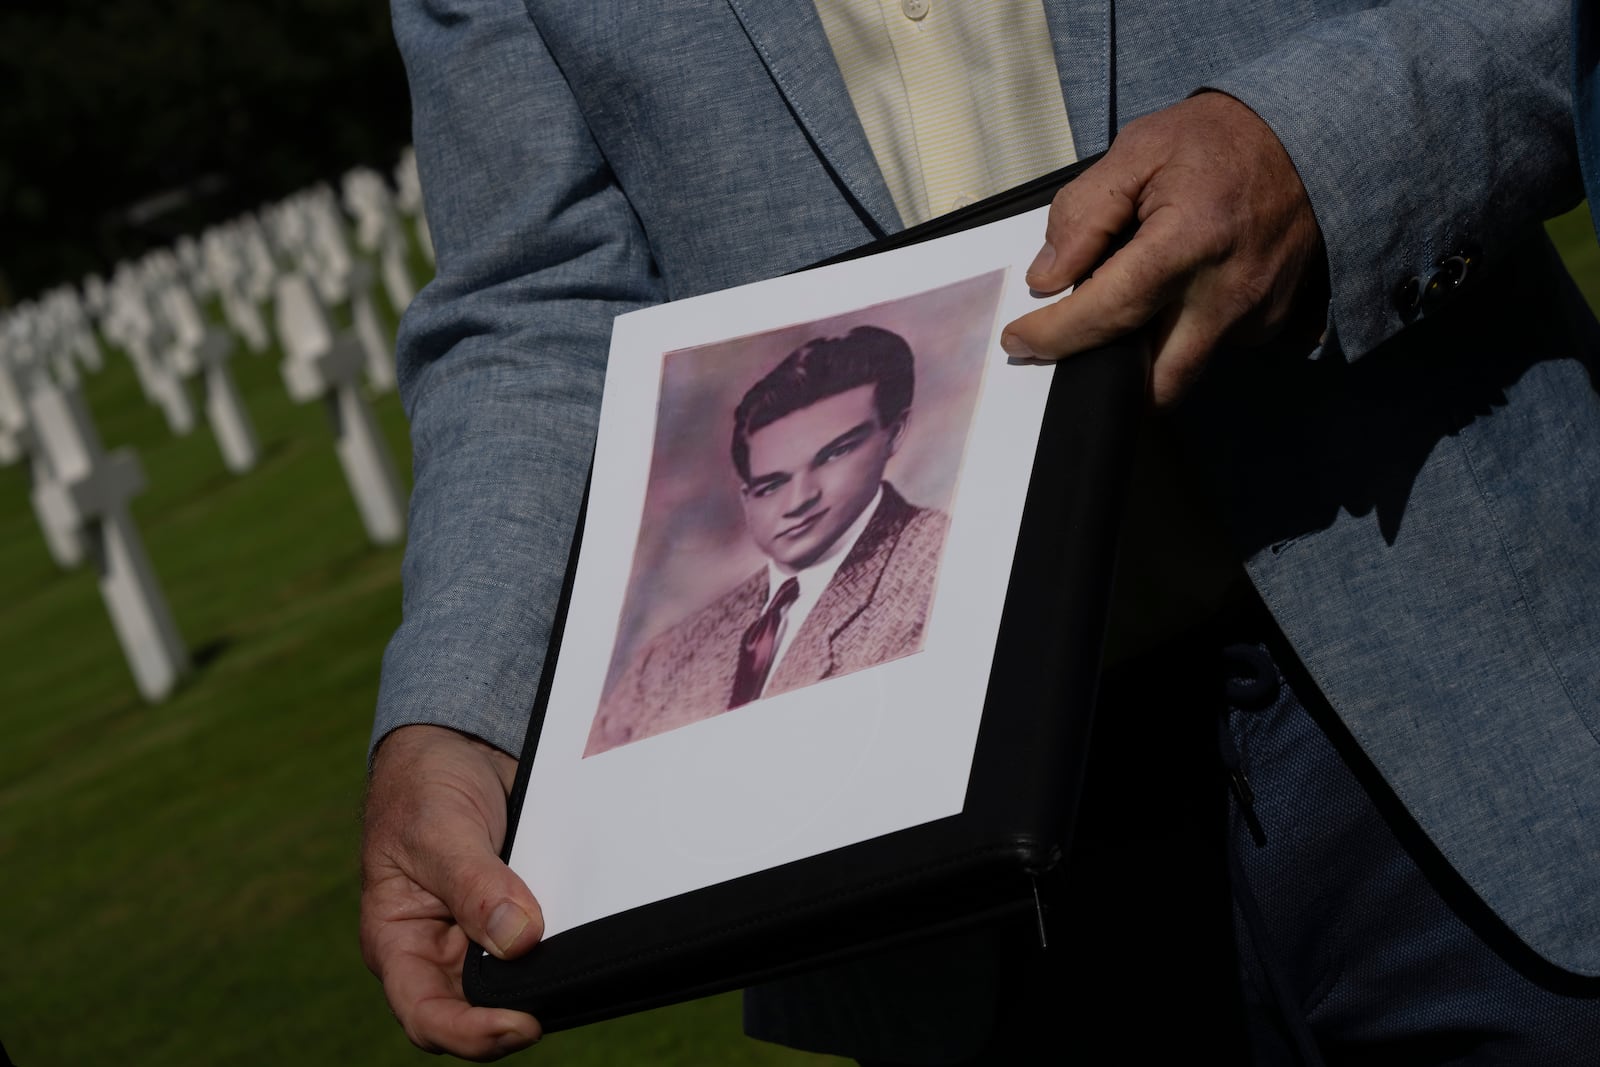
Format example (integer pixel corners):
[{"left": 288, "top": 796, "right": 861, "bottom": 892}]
[
  {"left": 766, "top": 488, "right": 909, "bottom": 692},
  {"left": 1041, "top": 0, "right": 1115, "bottom": 156},
  {"left": 724, "top": 0, "right": 904, "bottom": 234}
]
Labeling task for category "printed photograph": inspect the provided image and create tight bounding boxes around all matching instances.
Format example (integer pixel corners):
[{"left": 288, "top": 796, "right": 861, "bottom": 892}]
[{"left": 584, "top": 270, "right": 1005, "bottom": 757}]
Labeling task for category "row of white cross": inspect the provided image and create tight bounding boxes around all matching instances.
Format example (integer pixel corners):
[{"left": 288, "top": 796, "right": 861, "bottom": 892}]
[{"left": 0, "top": 147, "right": 432, "bottom": 702}]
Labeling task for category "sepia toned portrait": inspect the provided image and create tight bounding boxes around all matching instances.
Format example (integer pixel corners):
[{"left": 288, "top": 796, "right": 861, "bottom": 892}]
[{"left": 583, "top": 270, "right": 1005, "bottom": 757}]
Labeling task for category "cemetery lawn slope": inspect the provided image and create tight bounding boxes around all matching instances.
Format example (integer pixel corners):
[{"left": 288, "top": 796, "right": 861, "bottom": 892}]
[
  {"left": 0, "top": 206, "right": 1593, "bottom": 1065},
  {"left": 0, "top": 315, "right": 844, "bottom": 1066}
]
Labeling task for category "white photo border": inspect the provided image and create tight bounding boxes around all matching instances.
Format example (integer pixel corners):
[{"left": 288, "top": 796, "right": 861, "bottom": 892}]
[{"left": 512, "top": 207, "right": 1059, "bottom": 938}]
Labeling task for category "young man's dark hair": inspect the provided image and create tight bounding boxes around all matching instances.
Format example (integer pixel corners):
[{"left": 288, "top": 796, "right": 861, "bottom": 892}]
[{"left": 730, "top": 325, "right": 915, "bottom": 482}]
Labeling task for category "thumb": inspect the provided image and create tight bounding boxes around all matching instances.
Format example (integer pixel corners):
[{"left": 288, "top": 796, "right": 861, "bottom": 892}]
[
  {"left": 425, "top": 837, "right": 544, "bottom": 961},
  {"left": 370, "top": 725, "right": 546, "bottom": 960}
]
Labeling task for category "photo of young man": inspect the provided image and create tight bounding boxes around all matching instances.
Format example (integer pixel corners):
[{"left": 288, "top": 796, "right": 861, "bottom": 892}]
[{"left": 584, "top": 262, "right": 1001, "bottom": 758}]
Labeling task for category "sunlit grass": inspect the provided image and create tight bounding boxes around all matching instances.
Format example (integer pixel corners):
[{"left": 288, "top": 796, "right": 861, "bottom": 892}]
[{"left": 0, "top": 271, "right": 843, "bottom": 1066}]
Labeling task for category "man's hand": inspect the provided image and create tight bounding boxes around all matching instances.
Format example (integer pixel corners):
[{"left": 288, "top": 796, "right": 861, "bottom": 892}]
[
  {"left": 1000, "top": 91, "right": 1328, "bottom": 407},
  {"left": 361, "top": 725, "right": 544, "bottom": 1060}
]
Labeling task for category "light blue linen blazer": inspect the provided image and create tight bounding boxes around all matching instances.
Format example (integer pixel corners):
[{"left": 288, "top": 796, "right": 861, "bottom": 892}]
[{"left": 380, "top": 0, "right": 1600, "bottom": 981}]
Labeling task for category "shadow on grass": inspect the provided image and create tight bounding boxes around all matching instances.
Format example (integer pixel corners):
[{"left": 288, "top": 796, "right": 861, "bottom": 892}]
[
  {"left": 190, "top": 438, "right": 295, "bottom": 498},
  {"left": 191, "top": 636, "right": 233, "bottom": 671}
]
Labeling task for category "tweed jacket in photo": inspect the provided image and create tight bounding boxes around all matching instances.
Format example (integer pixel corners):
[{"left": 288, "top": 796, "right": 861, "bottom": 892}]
[{"left": 585, "top": 483, "right": 947, "bottom": 756}]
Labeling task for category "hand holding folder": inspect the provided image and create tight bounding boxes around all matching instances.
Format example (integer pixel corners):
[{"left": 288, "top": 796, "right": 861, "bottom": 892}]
[
  {"left": 362, "top": 725, "right": 544, "bottom": 1056},
  {"left": 453, "top": 155, "right": 1150, "bottom": 1033}
]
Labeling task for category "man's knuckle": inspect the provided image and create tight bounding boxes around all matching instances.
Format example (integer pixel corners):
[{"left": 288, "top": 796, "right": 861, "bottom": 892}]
[
  {"left": 1180, "top": 213, "right": 1232, "bottom": 263},
  {"left": 1219, "top": 268, "right": 1273, "bottom": 326},
  {"left": 452, "top": 870, "right": 507, "bottom": 923}
]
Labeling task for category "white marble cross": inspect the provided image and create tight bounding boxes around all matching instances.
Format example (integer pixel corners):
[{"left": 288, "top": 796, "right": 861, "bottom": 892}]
[
  {"left": 346, "top": 259, "right": 398, "bottom": 394},
  {"left": 240, "top": 216, "right": 280, "bottom": 305},
  {"left": 394, "top": 146, "right": 435, "bottom": 267},
  {"left": 104, "top": 272, "right": 196, "bottom": 436},
  {"left": 41, "top": 287, "right": 105, "bottom": 377},
  {"left": 304, "top": 190, "right": 356, "bottom": 306},
  {"left": 9, "top": 300, "right": 84, "bottom": 389},
  {"left": 0, "top": 345, "right": 31, "bottom": 466},
  {"left": 274, "top": 272, "right": 406, "bottom": 546},
  {"left": 381, "top": 243, "right": 416, "bottom": 316},
  {"left": 269, "top": 187, "right": 397, "bottom": 393},
  {"left": 0, "top": 346, "right": 88, "bottom": 569},
  {"left": 26, "top": 380, "right": 189, "bottom": 701},
  {"left": 343, "top": 166, "right": 417, "bottom": 316},
  {"left": 82, "top": 274, "right": 110, "bottom": 319},
  {"left": 201, "top": 226, "right": 271, "bottom": 354},
  {"left": 175, "top": 235, "right": 208, "bottom": 296},
  {"left": 160, "top": 283, "right": 260, "bottom": 474}
]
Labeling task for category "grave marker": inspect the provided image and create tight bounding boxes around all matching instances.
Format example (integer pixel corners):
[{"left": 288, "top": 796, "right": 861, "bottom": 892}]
[
  {"left": 394, "top": 147, "right": 435, "bottom": 266},
  {"left": 0, "top": 348, "right": 88, "bottom": 568},
  {"left": 343, "top": 167, "right": 416, "bottom": 315},
  {"left": 274, "top": 273, "right": 406, "bottom": 546},
  {"left": 104, "top": 275, "right": 196, "bottom": 436},
  {"left": 347, "top": 260, "right": 397, "bottom": 393},
  {"left": 201, "top": 227, "right": 271, "bottom": 354},
  {"left": 161, "top": 283, "right": 260, "bottom": 473},
  {"left": 26, "top": 381, "right": 188, "bottom": 701}
]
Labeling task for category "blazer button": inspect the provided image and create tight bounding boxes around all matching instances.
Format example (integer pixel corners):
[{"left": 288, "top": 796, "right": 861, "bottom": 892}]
[
  {"left": 1438, "top": 249, "right": 1475, "bottom": 288},
  {"left": 1393, "top": 275, "right": 1423, "bottom": 318},
  {"left": 1423, "top": 250, "right": 1475, "bottom": 309}
]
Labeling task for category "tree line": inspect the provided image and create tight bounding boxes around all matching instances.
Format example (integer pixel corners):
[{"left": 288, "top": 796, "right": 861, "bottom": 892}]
[{"left": 1, "top": 0, "right": 412, "bottom": 303}]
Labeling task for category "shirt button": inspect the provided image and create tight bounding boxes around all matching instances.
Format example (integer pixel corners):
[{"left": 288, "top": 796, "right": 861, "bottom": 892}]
[
  {"left": 902, "top": 0, "right": 930, "bottom": 21},
  {"left": 950, "top": 192, "right": 978, "bottom": 211}
]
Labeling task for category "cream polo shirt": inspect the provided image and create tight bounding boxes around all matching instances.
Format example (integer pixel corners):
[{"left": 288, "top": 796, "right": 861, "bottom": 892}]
[{"left": 813, "top": 0, "right": 1077, "bottom": 226}]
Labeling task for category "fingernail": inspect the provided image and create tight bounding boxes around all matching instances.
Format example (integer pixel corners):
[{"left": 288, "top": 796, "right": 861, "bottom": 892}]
[
  {"left": 1026, "top": 242, "right": 1055, "bottom": 280},
  {"left": 494, "top": 1027, "right": 540, "bottom": 1053},
  {"left": 485, "top": 902, "right": 531, "bottom": 958},
  {"left": 1000, "top": 333, "right": 1041, "bottom": 361}
]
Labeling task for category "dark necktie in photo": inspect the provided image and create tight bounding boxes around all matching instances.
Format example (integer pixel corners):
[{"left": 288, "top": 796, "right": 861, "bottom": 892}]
[{"left": 729, "top": 576, "right": 801, "bottom": 709}]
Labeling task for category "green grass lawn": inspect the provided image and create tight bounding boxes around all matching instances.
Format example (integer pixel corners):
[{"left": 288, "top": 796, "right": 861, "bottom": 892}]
[
  {"left": 0, "top": 274, "right": 846, "bottom": 1065},
  {"left": 1551, "top": 201, "right": 1600, "bottom": 315},
  {"left": 1, "top": 208, "right": 1595, "bottom": 1066}
]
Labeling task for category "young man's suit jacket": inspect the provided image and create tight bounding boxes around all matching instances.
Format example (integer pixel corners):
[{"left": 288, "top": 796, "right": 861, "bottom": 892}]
[
  {"left": 585, "top": 483, "right": 946, "bottom": 756},
  {"left": 379, "top": 0, "right": 1600, "bottom": 1044}
]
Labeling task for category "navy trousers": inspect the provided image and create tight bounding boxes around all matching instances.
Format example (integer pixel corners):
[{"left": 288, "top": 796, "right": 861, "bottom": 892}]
[
  {"left": 1217, "top": 618, "right": 1600, "bottom": 1065},
  {"left": 760, "top": 598, "right": 1600, "bottom": 1065}
]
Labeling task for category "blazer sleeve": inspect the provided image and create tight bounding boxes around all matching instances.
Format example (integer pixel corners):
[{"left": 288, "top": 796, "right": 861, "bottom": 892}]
[
  {"left": 372, "top": 0, "right": 665, "bottom": 758},
  {"left": 1202, "top": 0, "right": 1584, "bottom": 362}
]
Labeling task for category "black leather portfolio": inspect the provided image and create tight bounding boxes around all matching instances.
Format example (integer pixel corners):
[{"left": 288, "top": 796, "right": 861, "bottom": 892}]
[{"left": 464, "top": 154, "right": 1148, "bottom": 1031}]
